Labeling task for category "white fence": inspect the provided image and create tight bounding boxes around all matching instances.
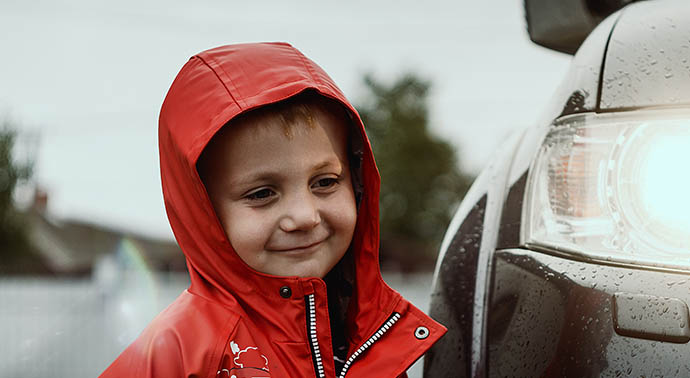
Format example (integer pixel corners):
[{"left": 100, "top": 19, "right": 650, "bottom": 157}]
[
  {"left": 0, "top": 271, "right": 431, "bottom": 378},
  {"left": 0, "top": 271, "right": 189, "bottom": 378}
]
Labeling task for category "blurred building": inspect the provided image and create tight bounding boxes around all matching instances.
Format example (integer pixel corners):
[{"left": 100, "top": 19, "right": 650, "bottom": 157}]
[{"left": 23, "top": 189, "right": 186, "bottom": 276}]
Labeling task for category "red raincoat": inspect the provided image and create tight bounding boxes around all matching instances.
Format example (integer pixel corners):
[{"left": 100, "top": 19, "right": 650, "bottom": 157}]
[{"left": 100, "top": 42, "right": 446, "bottom": 378}]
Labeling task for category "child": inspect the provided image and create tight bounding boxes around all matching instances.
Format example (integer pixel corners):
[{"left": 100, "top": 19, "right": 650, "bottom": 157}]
[{"left": 100, "top": 42, "right": 445, "bottom": 378}]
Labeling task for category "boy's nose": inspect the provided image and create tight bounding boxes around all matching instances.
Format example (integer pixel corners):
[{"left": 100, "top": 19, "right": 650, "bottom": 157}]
[{"left": 279, "top": 195, "right": 321, "bottom": 232}]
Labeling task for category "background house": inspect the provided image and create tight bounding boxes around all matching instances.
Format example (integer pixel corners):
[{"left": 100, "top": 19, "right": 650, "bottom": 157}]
[{"left": 22, "top": 189, "right": 186, "bottom": 276}]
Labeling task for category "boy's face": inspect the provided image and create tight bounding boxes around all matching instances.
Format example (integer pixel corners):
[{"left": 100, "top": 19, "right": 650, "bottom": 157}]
[{"left": 201, "top": 107, "right": 357, "bottom": 278}]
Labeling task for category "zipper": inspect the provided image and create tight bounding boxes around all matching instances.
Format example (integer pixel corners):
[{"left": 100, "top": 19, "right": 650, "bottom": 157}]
[
  {"left": 338, "top": 312, "right": 402, "bottom": 378},
  {"left": 306, "top": 294, "right": 326, "bottom": 378}
]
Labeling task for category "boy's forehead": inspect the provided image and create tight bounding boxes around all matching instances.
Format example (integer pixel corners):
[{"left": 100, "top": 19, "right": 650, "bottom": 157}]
[
  {"left": 200, "top": 105, "right": 350, "bottom": 176},
  {"left": 196, "top": 94, "right": 355, "bottom": 185},
  {"left": 218, "top": 103, "right": 348, "bottom": 147}
]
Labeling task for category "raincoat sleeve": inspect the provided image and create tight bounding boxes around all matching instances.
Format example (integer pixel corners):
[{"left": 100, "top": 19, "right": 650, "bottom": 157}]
[
  {"left": 99, "top": 327, "right": 187, "bottom": 377},
  {"left": 100, "top": 293, "right": 242, "bottom": 378}
]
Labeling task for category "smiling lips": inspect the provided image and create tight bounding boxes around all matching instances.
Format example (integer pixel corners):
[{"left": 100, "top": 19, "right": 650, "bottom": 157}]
[
  {"left": 268, "top": 238, "right": 328, "bottom": 253},
  {"left": 267, "top": 226, "right": 332, "bottom": 253}
]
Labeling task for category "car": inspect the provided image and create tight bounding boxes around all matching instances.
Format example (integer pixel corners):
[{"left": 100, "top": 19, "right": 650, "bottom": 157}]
[{"left": 424, "top": 0, "right": 690, "bottom": 376}]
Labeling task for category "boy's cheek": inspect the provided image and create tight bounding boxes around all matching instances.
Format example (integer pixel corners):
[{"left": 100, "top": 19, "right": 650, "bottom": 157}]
[
  {"left": 334, "top": 192, "right": 358, "bottom": 233},
  {"left": 222, "top": 214, "right": 271, "bottom": 252}
]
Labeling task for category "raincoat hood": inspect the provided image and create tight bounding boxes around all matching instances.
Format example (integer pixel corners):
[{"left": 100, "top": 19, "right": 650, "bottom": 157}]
[
  {"left": 102, "top": 42, "right": 445, "bottom": 378},
  {"left": 160, "top": 42, "right": 386, "bottom": 323}
]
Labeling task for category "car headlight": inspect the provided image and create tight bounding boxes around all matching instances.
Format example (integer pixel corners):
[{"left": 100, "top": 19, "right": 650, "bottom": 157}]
[{"left": 523, "top": 109, "right": 690, "bottom": 269}]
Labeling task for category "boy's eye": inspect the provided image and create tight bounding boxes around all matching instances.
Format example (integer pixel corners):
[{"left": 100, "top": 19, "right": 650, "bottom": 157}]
[
  {"left": 312, "top": 177, "right": 339, "bottom": 190},
  {"left": 245, "top": 188, "right": 276, "bottom": 202}
]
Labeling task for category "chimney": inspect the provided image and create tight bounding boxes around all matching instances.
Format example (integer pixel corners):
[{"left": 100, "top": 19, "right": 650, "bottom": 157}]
[{"left": 32, "top": 187, "right": 48, "bottom": 213}]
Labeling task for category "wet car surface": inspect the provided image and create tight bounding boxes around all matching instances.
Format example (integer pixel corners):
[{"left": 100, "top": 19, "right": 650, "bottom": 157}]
[{"left": 424, "top": 1, "right": 690, "bottom": 376}]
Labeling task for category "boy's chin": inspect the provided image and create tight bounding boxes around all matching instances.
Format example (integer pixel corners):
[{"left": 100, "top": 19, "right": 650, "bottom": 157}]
[{"left": 257, "top": 258, "right": 337, "bottom": 279}]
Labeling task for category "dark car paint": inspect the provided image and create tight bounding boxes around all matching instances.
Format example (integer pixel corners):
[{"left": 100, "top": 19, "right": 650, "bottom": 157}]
[
  {"left": 488, "top": 249, "right": 690, "bottom": 377},
  {"left": 523, "top": 0, "right": 637, "bottom": 55},
  {"left": 425, "top": 194, "right": 485, "bottom": 378},
  {"left": 425, "top": 1, "right": 690, "bottom": 377},
  {"left": 601, "top": 3, "right": 690, "bottom": 109},
  {"left": 425, "top": 122, "right": 527, "bottom": 377}
]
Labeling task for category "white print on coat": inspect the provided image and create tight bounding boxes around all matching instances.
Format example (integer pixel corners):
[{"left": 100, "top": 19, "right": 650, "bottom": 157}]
[
  {"left": 230, "top": 340, "right": 269, "bottom": 370},
  {"left": 230, "top": 341, "right": 240, "bottom": 354}
]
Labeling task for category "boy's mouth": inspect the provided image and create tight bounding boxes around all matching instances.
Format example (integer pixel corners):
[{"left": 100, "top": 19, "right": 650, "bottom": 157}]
[{"left": 268, "top": 238, "right": 327, "bottom": 253}]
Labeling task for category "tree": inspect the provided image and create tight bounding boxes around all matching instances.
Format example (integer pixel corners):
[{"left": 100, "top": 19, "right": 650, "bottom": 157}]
[
  {"left": 357, "top": 73, "right": 473, "bottom": 271},
  {"left": 0, "top": 120, "right": 42, "bottom": 274}
]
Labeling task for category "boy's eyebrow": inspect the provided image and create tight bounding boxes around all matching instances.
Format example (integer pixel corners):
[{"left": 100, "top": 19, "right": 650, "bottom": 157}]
[
  {"left": 311, "top": 160, "right": 342, "bottom": 172},
  {"left": 229, "top": 171, "right": 281, "bottom": 189},
  {"left": 231, "top": 159, "right": 344, "bottom": 188}
]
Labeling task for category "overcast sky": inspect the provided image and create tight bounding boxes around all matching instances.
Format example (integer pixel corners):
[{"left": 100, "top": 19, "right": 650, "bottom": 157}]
[{"left": 1, "top": 0, "right": 570, "bottom": 239}]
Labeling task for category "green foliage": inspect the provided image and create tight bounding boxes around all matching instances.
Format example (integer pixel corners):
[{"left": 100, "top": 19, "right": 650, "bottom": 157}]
[
  {"left": 0, "top": 121, "right": 40, "bottom": 273},
  {"left": 357, "top": 73, "right": 473, "bottom": 270}
]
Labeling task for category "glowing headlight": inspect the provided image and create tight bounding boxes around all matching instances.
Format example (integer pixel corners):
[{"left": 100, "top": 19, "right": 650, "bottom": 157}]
[{"left": 523, "top": 109, "right": 690, "bottom": 269}]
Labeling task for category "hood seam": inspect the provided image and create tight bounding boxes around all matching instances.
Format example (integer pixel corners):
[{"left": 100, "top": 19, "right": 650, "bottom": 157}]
[
  {"left": 194, "top": 54, "right": 243, "bottom": 110},
  {"left": 293, "top": 48, "right": 324, "bottom": 90}
]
